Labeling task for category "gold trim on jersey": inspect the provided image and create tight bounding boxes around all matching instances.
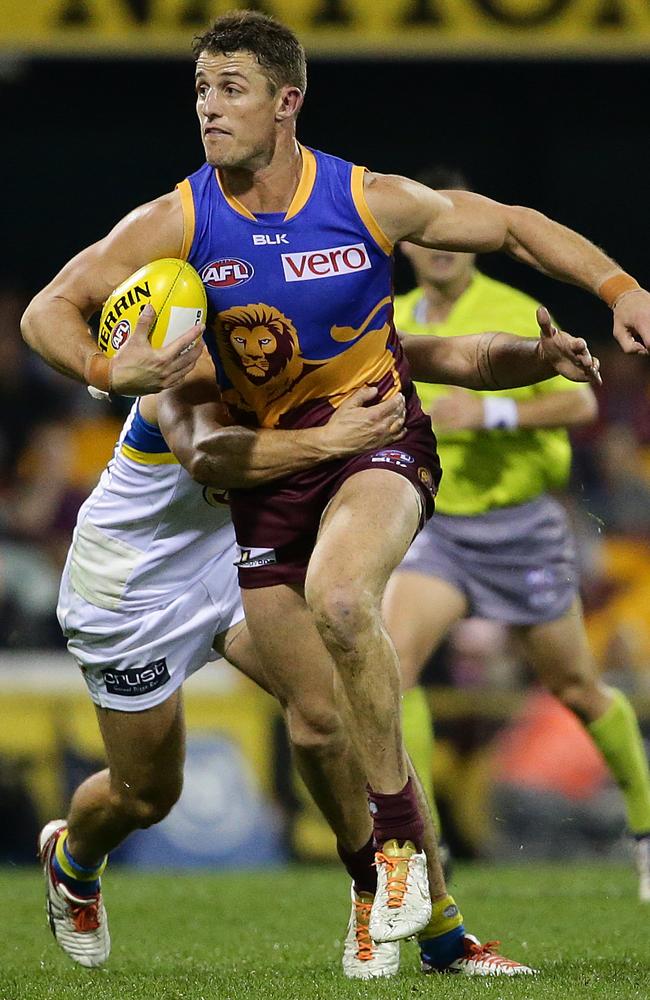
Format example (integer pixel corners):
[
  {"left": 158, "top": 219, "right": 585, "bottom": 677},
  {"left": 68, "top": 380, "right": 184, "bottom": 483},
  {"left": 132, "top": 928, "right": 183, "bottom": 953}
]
[
  {"left": 176, "top": 178, "right": 196, "bottom": 260},
  {"left": 216, "top": 144, "right": 317, "bottom": 223},
  {"left": 351, "top": 165, "right": 393, "bottom": 257},
  {"left": 121, "top": 444, "right": 179, "bottom": 465},
  {"left": 285, "top": 146, "right": 317, "bottom": 220},
  {"left": 216, "top": 171, "right": 257, "bottom": 221}
]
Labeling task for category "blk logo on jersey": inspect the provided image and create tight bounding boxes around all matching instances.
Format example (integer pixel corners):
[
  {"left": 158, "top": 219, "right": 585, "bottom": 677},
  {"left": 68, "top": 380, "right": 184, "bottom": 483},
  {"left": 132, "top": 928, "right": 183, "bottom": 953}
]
[
  {"left": 281, "top": 242, "right": 371, "bottom": 282},
  {"left": 201, "top": 258, "right": 254, "bottom": 288},
  {"left": 253, "top": 234, "right": 289, "bottom": 245},
  {"left": 102, "top": 658, "right": 170, "bottom": 697},
  {"left": 111, "top": 319, "right": 131, "bottom": 351}
]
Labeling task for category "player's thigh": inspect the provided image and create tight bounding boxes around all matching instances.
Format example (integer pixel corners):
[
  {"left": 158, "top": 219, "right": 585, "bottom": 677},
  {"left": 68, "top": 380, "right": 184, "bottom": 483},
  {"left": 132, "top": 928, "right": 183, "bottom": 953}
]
[
  {"left": 309, "top": 469, "right": 422, "bottom": 600},
  {"left": 95, "top": 688, "right": 185, "bottom": 801},
  {"left": 383, "top": 571, "right": 468, "bottom": 688},
  {"left": 513, "top": 596, "right": 596, "bottom": 691}
]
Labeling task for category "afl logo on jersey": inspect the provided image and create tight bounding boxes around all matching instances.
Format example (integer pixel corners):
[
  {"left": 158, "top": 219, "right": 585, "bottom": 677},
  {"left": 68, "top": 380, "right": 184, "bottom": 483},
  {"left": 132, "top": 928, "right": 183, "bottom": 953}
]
[
  {"left": 201, "top": 259, "right": 254, "bottom": 288},
  {"left": 111, "top": 319, "right": 131, "bottom": 351}
]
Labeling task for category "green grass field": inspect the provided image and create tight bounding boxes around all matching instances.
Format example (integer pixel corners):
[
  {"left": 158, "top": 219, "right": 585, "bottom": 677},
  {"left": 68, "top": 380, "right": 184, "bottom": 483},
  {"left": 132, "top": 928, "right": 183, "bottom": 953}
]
[{"left": 0, "top": 862, "right": 647, "bottom": 1000}]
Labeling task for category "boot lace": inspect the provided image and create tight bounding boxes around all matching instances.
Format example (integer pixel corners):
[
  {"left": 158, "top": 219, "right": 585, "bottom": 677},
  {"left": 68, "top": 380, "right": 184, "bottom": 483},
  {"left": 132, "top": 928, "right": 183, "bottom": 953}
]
[
  {"left": 353, "top": 899, "right": 374, "bottom": 961},
  {"left": 374, "top": 853, "right": 409, "bottom": 909}
]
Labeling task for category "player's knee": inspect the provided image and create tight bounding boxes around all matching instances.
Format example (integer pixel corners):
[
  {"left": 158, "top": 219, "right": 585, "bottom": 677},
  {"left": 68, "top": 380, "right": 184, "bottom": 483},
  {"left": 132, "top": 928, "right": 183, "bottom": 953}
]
[
  {"left": 112, "top": 777, "right": 183, "bottom": 829},
  {"left": 306, "top": 581, "right": 378, "bottom": 655},
  {"left": 286, "top": 704, "right": 345, "bottom": 754}
]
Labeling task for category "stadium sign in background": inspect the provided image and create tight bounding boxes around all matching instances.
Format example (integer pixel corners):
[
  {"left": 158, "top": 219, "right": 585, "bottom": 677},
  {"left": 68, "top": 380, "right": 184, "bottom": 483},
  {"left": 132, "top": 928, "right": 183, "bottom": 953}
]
[{"left": 1, "top": 0, "right": 650, "bottom": 56}]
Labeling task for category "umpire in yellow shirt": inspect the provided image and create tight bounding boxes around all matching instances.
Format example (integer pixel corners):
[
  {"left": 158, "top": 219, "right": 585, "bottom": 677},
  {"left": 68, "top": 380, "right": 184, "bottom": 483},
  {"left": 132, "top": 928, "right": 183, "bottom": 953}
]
[{"left": 384, "top": 166, "right": 650, "bottom": 900}]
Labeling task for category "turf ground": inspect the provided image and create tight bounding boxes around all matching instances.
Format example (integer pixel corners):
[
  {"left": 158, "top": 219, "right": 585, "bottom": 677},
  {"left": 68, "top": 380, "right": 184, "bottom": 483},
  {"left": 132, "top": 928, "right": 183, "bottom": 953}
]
[{"left": 0, "top": 862, "right": 647, "bottom": 1000}]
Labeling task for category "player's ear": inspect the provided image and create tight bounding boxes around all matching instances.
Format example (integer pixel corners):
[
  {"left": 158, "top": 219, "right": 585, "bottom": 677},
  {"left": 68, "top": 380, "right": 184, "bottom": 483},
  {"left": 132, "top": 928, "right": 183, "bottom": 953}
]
[{"left": 275, "top": 86, "right": 303, "bottom": 122}]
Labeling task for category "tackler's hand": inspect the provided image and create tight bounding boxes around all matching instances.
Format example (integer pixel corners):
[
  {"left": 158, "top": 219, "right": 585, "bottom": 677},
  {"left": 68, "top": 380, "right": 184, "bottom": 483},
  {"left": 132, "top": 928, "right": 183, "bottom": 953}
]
[
  {"left": 321, "top": 386, "right": 407, "bottom": 457},
  {"left": 536, "top": 306, "right": 602, "bottom": 386}
]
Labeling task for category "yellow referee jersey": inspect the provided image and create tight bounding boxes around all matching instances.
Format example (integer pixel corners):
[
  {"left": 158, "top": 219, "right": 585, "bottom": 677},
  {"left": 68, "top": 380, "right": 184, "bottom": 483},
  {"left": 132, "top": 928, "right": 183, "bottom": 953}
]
[{"left": 395, "top": 271, "right": 583, "bottom": 516}]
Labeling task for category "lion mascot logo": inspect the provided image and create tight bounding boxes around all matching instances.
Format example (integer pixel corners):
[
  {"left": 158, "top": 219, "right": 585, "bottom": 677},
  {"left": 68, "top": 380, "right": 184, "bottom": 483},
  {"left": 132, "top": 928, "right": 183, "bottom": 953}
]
[
  {"left": 215, "top": 303, "right": 305, "bottom": 416},
  {"left": 214, "top": 296, "right": 398, "bottom": 428}
]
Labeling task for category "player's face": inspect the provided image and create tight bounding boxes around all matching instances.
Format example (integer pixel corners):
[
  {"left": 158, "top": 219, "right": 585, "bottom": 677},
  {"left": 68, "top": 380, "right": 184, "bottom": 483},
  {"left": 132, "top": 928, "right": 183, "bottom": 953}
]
[
  {"left": 195, "top": 50, "right": 280, "bottom": 169},
  {"left": 401, "top": 242, "right": 476, "bottom": 290}
]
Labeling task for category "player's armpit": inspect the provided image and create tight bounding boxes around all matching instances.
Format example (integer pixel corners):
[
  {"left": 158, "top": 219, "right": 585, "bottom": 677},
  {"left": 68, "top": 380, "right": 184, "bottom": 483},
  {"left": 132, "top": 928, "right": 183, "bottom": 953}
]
[{"left": 21, "top": 191, "right": 184, "bottom": 383}]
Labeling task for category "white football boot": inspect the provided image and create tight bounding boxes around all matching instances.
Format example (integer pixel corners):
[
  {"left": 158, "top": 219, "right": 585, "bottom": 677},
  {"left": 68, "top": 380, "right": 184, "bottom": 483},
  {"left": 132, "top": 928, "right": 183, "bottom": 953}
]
[
  {"left": 635, "top": 835, "right": 650, "bottom": 902},
  {"left": 422, "top": 934, "right": 536, "bottom": 976},
  {"left": 38, "top": 820, "right": 110, "bottom": 968},
  {"left": 342, "top": 885, "right": 400, "bottom": 979},
  {"left": 368, "top": 839, "right": 431, "bottom": 943}
]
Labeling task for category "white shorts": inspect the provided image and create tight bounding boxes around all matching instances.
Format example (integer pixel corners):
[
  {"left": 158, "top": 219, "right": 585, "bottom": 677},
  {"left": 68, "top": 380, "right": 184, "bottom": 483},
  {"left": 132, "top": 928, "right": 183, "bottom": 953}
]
[{"left": 57, "top": 562, "right": 244, "bottom": 712}]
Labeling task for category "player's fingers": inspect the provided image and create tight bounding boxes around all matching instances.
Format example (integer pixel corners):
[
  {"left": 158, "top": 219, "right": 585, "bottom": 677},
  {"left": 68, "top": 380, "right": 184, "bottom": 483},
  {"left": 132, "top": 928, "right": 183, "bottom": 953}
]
[
  {"left": 160, "top": 323, "right": 205, "bottom": 360},
  {"left": 613, "top": 326, "right": 649, "bottom": 355},
  {"left": 536, "top": 305, "right": 555, "bottom": 336},
  {"left": 132, "top": 304, "right": 157, "bottom": 339},
  {"left": 373, "top": 392, "right": 405, "bottom": 418},
  {"left": 340, "top": 385, "right": 379, "bottom": 409},
  {"left": 163, "top": 342, "right": 203, "bottom": 376}
]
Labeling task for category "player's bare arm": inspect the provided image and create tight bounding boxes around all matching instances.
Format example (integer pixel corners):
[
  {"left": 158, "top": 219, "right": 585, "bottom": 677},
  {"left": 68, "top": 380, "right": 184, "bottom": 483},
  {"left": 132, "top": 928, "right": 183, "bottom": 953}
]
[
  {"left": 21, "top": 192, "right": 202, "bottom": 395},
  {"left": 366, "top": 171, "right": 650, "bottom": 354},
  {"left": 157, "top": 350, "right": 406, "bottom": 488},
  {"left": 402, "top": 305, "right": 601, "bottom": 392}
]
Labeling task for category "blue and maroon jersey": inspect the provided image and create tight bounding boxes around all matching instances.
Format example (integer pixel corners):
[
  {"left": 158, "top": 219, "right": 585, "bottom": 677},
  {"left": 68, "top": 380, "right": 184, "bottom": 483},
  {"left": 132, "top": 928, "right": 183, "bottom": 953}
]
[{"left": 177, "top": 145, "right": 411, "bottom": 429}]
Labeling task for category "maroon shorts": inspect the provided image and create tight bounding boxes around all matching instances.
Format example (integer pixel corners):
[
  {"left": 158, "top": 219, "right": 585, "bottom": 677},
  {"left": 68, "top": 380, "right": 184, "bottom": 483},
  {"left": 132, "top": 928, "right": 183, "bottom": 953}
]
[{"left": 229, "top": 390, "right": 441, "bottom": 589}]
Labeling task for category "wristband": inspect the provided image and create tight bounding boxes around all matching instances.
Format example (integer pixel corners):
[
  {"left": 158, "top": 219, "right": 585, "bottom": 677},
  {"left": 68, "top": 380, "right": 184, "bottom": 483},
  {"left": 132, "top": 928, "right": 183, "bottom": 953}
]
[
  {"left": 483, "top": 396, "right": 518, "bottom": 430},
  {"left": 84, "top": 352, "right": 112, "bottom": 394},
  {"left": 598, "top": 273, "right": 640, "bottom": 308}
]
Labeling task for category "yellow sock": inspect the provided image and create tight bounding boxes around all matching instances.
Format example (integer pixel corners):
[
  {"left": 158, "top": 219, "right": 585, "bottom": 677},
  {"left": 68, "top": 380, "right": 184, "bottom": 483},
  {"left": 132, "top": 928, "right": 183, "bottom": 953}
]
[
  {"left": 402, "top": 685, "right": 441, "bottom": 835},
  {"left": 418, "top": 893, "right": 464, "bottom": 940},
  {"left": 588, "top": 688, "right": 650, "bottom": 834},
  {"left": 54, "top": 829, "right": 107, "bottom": 881}
]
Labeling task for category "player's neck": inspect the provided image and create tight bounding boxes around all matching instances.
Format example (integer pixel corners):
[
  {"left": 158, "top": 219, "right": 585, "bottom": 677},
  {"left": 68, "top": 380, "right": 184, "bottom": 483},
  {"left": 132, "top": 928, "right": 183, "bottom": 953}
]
[
  {"left": 219, "top": 135, "right": 303, "bottom": 215},
  {"left": 418, "top": 271, "right": 474, "bottom": 323}
]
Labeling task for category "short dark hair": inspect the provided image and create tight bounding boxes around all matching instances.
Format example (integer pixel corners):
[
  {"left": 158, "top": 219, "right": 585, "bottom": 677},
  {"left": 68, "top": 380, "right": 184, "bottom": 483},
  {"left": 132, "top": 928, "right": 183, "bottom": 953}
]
[
  {"left": 193, "top": 10, "right": 307, "bottom": 94},
  {"left": 415, "top": 165, "right": 472, "bottom": 192}
]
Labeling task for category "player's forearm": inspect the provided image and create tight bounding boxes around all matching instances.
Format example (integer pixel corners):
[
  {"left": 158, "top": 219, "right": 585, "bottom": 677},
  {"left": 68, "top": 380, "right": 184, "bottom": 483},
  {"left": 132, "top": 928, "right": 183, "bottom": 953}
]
[
  {"left": 503, "top": 205, "right": 624, "bottom": 297},
  {"left": 21, "top": 293, "right": 98, "bottom": 383},
  {"left": 186, "top": 424, "right": 336, "bottom": 488},
  {"left": 406, "top": 332, "right": 557, "bottom": 390}
]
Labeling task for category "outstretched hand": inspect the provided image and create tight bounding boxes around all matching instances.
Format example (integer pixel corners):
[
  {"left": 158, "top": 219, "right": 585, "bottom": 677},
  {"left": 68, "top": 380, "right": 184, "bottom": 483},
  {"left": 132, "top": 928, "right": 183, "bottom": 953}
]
[
  {"left": 109, "top": 304, "right": 204, "bottom": 396},
  {"left": 612, "top": 288, "right": 650, "bottom": 355},
  {"left": 536, "top": 306, "right": 602, "bottom": 386}
]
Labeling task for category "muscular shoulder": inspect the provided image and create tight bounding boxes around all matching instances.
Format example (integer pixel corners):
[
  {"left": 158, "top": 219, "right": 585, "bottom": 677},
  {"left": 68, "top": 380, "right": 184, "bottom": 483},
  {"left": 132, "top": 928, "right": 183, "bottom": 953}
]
[
  {"left": 362, "top": 171, "right": 452, "bottom": 245},
  {"left": 105, "top": 190, "right": 184, "bottom": 260}
]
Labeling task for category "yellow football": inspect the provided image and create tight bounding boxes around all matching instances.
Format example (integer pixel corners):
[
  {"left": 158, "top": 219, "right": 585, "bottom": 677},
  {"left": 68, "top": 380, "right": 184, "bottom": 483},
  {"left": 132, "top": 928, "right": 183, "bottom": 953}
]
[{"left": 97, "top": 258, "right": 207, "bottom": 357}]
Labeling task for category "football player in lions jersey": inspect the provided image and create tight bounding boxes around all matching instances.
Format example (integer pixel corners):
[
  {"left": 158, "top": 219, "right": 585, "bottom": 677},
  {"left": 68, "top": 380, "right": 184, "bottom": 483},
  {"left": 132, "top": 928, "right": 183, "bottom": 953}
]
[
  {"left": 21, "top": 7, "right": 647, "bottom": 970},
  {"left": 37, "top": 302, "right": 596, "bottom": 976}
]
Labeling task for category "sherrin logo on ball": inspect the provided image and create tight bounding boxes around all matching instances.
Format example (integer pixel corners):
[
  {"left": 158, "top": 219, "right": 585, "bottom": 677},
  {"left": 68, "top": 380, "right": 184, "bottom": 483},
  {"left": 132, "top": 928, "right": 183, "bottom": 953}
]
[{"left": 98, "top": 258, "right": 207, "bottom": 357}]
